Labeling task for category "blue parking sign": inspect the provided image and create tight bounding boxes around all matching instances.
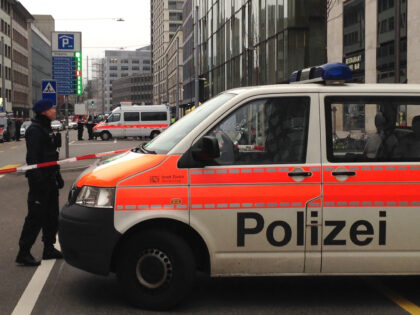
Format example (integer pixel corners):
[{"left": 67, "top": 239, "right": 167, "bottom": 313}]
[{"left": 58, "top": 34, "right": 74, "bottom": 50}]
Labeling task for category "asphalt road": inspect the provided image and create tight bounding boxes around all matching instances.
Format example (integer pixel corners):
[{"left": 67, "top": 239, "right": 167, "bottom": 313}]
[{"left": 0, "top": 130, "right": 419, "bottom": 314}]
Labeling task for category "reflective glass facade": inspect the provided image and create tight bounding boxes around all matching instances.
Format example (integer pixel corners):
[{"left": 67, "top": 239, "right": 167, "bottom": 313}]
[
  {"left": 196, "top": 0, "right": 326, "bottom": 99},
  {"left": 377, "top": 0, "right": 407, "bottom": 83}
]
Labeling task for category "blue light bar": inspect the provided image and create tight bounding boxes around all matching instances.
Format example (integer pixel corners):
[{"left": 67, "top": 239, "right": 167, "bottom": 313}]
[{"left": 290, "top": 62, "right": 352, "bottom": 84}]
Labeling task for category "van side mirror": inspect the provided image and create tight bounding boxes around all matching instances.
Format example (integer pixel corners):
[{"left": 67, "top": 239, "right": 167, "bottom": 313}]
[{"left": 192, "top": 136, "right": 220, "bottom": 161}]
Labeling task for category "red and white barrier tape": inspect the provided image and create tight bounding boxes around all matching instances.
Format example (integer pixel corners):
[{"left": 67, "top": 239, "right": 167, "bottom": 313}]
[{"left": 0, "top": 148, "right": 130, "bottom": 175}]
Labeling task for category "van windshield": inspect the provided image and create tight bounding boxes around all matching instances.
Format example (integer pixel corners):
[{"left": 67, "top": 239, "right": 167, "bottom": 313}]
[{"left": 143, "top": 93, "right": 236, "bottom": 154}]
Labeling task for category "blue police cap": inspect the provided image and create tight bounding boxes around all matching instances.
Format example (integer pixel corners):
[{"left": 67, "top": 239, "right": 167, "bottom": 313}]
[{"left": 32, "top": 99, "right": 54, "bottom": 113}]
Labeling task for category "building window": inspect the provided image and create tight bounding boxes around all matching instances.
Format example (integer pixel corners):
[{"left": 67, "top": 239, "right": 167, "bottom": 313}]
[
  {"left": 377, "top": 0, "right": 407, "bottom": 83},
  {"left": 343, "top": 0, "right": 365, "bottom": 83}
]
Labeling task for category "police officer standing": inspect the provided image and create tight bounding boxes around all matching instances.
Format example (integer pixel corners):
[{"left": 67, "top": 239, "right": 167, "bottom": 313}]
[
  {"left": 16, "top": 99, "right": 64, "bottom": 266},
  {"left": 77, "top": 116, "right": 84, "bottom": 140}
]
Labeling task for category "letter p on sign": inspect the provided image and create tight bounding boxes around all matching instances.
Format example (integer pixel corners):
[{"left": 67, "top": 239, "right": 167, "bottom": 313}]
[{"left": 58, "top": 34, "right": 74, "bottom": 50}]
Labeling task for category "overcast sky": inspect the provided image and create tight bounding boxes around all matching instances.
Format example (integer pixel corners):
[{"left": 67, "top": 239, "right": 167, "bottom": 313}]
[{"left": 19, "top": 0, "right": 151, "bottom": 79}]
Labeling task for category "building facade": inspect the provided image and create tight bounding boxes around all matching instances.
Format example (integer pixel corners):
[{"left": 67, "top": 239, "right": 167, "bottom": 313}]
[
  {"left": 0, "top": 0, "right": 13, "bottom": 113},
  {"left": 103, "top": 46, "right": 152, "bottom": 112},
  {"left": 151, "top": 0, "right": 185, "bottom": 104},
  {"left": 112, "top": 73, "right": 153, "bottom": 106},
  {"left": 328, "top": 0, "right": 416, "bottom": 84},
  {"left": 165, "top": 28, "right": 183, "bottom": 111},
  {"left": 11, "top": 1, "right": 32, "bottom": 118},
  {"left": 31, "top": 22, "right": 52, "bottom": 106},
  {"left": 196, "top": 0, "right": 326, "bottom": 101},
  {"left": 182, "top": 0, "right": 195, "bottom": 106}
]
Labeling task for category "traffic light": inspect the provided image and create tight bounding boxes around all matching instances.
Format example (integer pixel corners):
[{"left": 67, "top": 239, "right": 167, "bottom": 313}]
[
  {"left": 91, "top": 101, "right": 95, "bottom": 107},
  {"left": 74, "top": 51, "right": 83, "bottom": 95}
]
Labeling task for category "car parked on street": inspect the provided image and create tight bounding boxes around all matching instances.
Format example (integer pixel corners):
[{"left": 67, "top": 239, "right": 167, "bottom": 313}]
[
  {"left": 51, "top": 120, "right": 64, "bottom": 131},
  {"left": 20, "top": 121, "right": 31, "bottom": 137}
]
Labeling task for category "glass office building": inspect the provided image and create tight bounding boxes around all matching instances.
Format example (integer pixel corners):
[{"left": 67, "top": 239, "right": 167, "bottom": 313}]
[{"left": 195, "top": 0, "right": 326, "bottom": 100}]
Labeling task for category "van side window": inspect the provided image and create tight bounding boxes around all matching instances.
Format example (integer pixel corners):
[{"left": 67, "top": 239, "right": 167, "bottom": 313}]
[
  {"left": 205, "top": 97, "right": 310, "bottom": 165},
  {"left": 107, "top": 113, "right": 121, "bottom": 122},
  {"left": 325, "top": 96, "right": 420, "bottom": 162},
  {"left": 124, "top": 112, "right": 139, "bottom": 122},
  {"left": 141, "top": 112, "right": 167, "bottom": 121}
]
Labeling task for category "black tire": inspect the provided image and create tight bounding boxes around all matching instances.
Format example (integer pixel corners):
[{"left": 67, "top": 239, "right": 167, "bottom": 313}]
[
  {"left": 150, "top": 131, "right": 160, "bottom": 139},
  {"left": 117, "top": 230, "right": 196, "bottom": 310},
  {"left": 100, "top": 131, "right": 112, "bottom": 141}
]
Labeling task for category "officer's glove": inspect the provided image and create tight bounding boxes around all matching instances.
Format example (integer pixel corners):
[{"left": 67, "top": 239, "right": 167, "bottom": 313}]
[{"left": 56, "top": 171, "right": 64, "bottom": 189}]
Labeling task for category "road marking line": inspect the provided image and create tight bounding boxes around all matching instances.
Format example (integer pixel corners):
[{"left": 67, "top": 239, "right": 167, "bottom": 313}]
[
  {"left": 0, "top": 175, "right": 4, "bottom": 178},
  {"left": 11, "top": 146, "right": 17, "bottom": 149},
  {"left": 0, "top": 164, "right": 21, "bottom": 170},
  {"left": 114, "top": 139, "right": 117, "bottom": 143},
  {"left": 0, "top": 150, "right": 4, "bottom": 153},
  {"left": 69, "top": 141, "right": 75, "bottom": 145},
  {"left": 12, "top": 243, "right": 61, "bottom": 315},
  {"left": 365, "top": 278, "right": 420, "bottom": 314}
]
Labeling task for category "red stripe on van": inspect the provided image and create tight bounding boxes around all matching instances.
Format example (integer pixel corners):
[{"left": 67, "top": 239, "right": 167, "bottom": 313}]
[{"left": 94, "top": 124, "right": 168, "bottom": 130}]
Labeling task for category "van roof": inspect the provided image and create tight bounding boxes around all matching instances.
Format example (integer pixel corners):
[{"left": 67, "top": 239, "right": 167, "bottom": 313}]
[
  {"left": 112, "top": 104, "right": 169, "bottom": 112},
  {"left": 227, "top": 83, "right": 420, "bottom": 96}
]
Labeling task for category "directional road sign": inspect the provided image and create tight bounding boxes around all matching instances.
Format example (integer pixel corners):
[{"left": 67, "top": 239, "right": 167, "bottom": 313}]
[
  {"left": 51, "top": 32, "right": 82, "bottom": 96},
  {"left": 42, "top": 80, "right": 57, "bottom": 106}
]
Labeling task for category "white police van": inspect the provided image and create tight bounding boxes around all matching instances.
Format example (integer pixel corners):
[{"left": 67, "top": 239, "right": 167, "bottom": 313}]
[
  {"left": 59, "top": 63, "right": 420, "bottom": 310},
  {"left": 93, "top": 104, "right": 170, "bottom": 140}
]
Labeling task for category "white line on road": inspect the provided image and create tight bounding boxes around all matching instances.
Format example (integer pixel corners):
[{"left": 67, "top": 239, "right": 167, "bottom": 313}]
[
  {"left": 69, "top": 141, "right": 75, "bottom": 145},
  {"left": 0, "top": 175, "right": 4, "bottom": 179},
  {"left": 12, "top": 243, "right": 61, "bottom": 315}
]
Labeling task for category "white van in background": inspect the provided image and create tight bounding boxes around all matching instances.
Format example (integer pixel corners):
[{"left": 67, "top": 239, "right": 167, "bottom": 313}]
[{"left": 93, "top": 105, "right": 170, "bottom": 141}]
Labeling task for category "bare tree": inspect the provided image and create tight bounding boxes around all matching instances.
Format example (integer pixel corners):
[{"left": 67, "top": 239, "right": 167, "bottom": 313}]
[{"left": 326, "top": 0, "right": 340, "bottom": 20}]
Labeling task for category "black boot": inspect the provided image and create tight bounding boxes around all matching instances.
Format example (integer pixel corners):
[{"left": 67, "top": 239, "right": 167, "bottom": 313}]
[
  {"left": 43, "top": 246, "right": 63, "bottom": 260},
  {"left": 16, "top": 251, "right": 41, "bottom": 266}
]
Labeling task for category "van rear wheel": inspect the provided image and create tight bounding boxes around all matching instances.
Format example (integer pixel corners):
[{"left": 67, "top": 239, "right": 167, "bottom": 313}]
[
  {"left": 100, "top": 131, "right": 111, "bottom": 141},
  {"left": 117, "top": 230, "right": 195, "bottom": 310}
]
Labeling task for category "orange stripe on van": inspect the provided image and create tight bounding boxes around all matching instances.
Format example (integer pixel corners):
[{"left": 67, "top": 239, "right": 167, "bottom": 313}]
[
  {"left": 77, "top": 154, "right": 167, "bottom": 188},
  {"left": 190, "top": 185, "right": 321, "bottom": 210},
  {"left": 118, "top": 155, "right": 188, "bottom": 186},
  {"left": 191, "top": 166, "right": 321, "bottom": 185},
  {"left": 323, "top": 165, "right": 420, "bottom": 183},
  {"left": 324, "top": 183, "right": 420, "bottom": 206},
  {"left": 115, "top": 186, "right": 188, "bottom": 211},
  {"left": 94, "top": 124, "right": 168, "bottom": 130}
]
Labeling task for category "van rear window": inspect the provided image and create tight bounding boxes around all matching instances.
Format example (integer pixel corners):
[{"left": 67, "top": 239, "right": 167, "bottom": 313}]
[{"left": 141, "top": 112, "right": 167, "bottom": 121}]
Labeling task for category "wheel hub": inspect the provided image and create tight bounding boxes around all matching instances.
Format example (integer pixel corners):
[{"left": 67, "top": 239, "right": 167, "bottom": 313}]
[{"left": 136, "top": 249, "right": 173, "bottom": 289}]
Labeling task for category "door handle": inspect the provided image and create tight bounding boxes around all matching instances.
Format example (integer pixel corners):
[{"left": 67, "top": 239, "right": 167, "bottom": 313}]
[
  {"left": 288, "top": 171, "right": 312, "bottom": 177},
  {"left": 332, "top": 171, "right": 356, "bottom": 177}
]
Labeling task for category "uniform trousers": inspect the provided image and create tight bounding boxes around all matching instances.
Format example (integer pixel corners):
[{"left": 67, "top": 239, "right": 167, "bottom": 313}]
[{"left": 18, "top": 177, "right": 59, "bottom": 252}]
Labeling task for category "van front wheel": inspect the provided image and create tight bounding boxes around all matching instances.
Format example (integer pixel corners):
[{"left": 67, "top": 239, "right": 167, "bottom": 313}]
[
  {"left": 150, "top": 131, "right": 160, "bottom": 139},
  {"left": 117, "top": 230, "right": 196, "bottom": 310},
  {"left": 100, "top": 131, "right": 112, "bottom": 141}
]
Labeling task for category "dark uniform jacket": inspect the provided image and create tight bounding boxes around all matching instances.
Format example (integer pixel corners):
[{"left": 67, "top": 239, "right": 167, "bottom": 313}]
[{"left": 25, "top": 115, "right": 60, "bottom": 184}]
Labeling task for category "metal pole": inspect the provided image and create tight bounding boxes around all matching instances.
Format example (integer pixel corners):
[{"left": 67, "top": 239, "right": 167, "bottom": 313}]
[
  {"left": 194, "top": 4, "right": 199, "bottom": 108},
  {"left": 102, "top": 59, "right": 105, "bottom": 114},
  {"left": 395, "top": 0, "right": 401, "bottom": 83},
  {"left": 158, "top": 65, "right": 161, "bottom": 104},
  {"left": 176, "top": 37, "right": 180, "bottom": 119},
  {"left": 86, "top": 55, "right": 89, "bottom": 87},
  {"left": 64, "top": 95, "right": 69, "bottom": 158},
  {"left": 166, "top": 54, "right": 169, "bottom": 104},
  {"left": 1, "top": 36, "right": 5, "bottom": 112}
]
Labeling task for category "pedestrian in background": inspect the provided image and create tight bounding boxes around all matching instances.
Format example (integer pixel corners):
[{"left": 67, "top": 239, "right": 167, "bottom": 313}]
[
  {"left": 77, "top": 116, "right": 84, "bottom": 140},
  {"left": 15, "top": 117, "right": 21, "bottom": 141},
  {"left": 86, "top": 115, "right": 95, "bottom": 140},
  {"left": 16, "top": 99, "right": 64, "bottom": 266}
]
